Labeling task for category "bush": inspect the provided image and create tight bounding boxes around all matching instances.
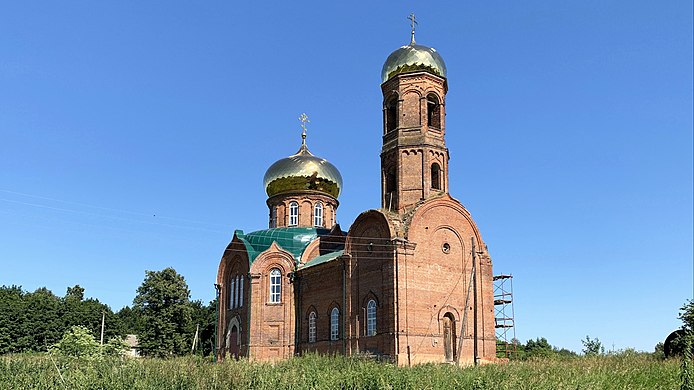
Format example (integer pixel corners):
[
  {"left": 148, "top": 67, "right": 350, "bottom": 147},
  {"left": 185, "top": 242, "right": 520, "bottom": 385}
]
[{"left": 49, "top": 325, "right": 128, "bottom": 359}]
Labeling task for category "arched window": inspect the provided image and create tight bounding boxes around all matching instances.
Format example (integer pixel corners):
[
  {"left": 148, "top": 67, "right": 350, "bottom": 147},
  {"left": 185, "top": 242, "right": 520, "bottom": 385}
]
[
  {"left": 235, "top": 275, "right": 241, "bottom": 308},
  {"left": 427, "top": 94, "right": 441, "bottom": 128},
  {"left": 385, "top": 97, "right": 398, "bottom": 132},
  {"left": 314, "top": 202, "right": 323, "bottom": 227},
  {"left": 229, "top": 278, "right": 236, "bottom": 309},
  {"left": 431, "top": 163, "right": 441, "bottom": 190},
  {"left": 239, "top": 276, "right": 244, "bottom": 307},
  {"left": 330, "top": 307, "right": 340, "bottom": 341},
  {"left": 289, "top": 202, "right": 299, "bottom": 226},
  {"left": 308, "top": 311, "right": 317, "bottom": 343},
  {"left": 269, "top": 268, "right": 281, "bottom": 303},
  {"left": 366, "top": 300, "right": 377, "bottom": 336}
]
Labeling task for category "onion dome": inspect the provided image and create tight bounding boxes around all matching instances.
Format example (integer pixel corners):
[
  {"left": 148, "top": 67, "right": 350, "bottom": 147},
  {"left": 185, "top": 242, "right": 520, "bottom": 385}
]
[
  {"left": 381, "top": 43, "right": 447, "bottom": 83},
  {"left": 263, "top": 136, "right": 343, "bottom": 199}
]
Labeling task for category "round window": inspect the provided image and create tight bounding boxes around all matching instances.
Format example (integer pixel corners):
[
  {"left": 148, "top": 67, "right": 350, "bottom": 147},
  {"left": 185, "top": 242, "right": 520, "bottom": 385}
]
[{"left": 442, "top": 243, "right": 451, "bottom": 254}]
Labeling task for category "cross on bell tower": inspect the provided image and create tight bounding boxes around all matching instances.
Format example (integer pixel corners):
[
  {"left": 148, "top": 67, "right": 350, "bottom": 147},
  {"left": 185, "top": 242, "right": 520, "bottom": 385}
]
[{"left": 380, "top": 17, "right": 450, "bottom": 213}]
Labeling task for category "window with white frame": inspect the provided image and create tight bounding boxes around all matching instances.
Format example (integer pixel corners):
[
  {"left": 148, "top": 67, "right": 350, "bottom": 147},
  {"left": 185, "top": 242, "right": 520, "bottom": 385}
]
[
  {"left": 330, "top": 307, "right": 339, "bottom": 341},
  {"left": 366, "top": 300, "right": 377, "bottom": 336},
  {"left": 269, "top": 268, "right": 282, "bottom": 303},
  {"left": 308, "top": 311, "right": 317, "bottom": 343},
  {"left": 314, "top": 202, "right": 323, "bottom": 227},
  {"left": 289, "top": 202, "right": 299, "bottom": 226}
]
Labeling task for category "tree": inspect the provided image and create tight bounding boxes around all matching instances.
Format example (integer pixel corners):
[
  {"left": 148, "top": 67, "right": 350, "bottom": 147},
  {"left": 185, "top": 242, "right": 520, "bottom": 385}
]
[
  {"left": 681, "top": 300, "right": 694, "bottom": 332},
  {"left": 582, "top": 335, "right": 605, "bottom": 356},
  {"left": 0, "top": 285, "right": 26, "bottom": 353},
  {"left": 189, "top": 298, "right": 217, "bottom": 356},
  {"left": 133, "top": 268, "right": 193, "bottom": 357},
  {"left": 116, "top": 305, "right": 146, "bottom": 335},
  {"left": 524, "top": 337, "right": 554, "bottom": 359},
  {"left": 664, "top": 300, "right": 694, "bottom": 358},
  {"left": 20, "top": 288, "right": 63, "bottom": 351}
]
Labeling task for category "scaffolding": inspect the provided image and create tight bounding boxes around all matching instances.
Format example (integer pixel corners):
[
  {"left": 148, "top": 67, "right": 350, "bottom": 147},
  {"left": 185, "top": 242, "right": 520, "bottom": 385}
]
[{"left": 493, "top": 274, "right": 516, "bottom": 359}]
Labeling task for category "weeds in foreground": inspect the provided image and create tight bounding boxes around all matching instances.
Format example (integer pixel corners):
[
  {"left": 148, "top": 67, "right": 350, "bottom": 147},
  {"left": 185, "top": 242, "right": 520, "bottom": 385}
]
[{"left": 0, "top": 352, "right": 680, "bottom": 390}]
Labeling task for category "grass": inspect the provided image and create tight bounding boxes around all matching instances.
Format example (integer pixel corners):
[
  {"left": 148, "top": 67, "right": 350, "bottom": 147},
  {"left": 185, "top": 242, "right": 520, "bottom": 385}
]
[{"left": 0, "top": 352, "right": 680, "bottom": 390}]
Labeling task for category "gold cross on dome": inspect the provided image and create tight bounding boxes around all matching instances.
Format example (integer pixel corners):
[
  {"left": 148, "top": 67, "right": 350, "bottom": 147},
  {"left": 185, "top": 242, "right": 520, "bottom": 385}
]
[
  {"left": 408, "top": 13, "right": 418, "bottom": 44},
  {"left": 299, "top": 113, "right": 310, "bottom": 144}
]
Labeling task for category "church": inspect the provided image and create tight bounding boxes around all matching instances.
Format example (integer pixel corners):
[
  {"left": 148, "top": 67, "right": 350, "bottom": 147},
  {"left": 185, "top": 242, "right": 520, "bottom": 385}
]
[{"left": 215, "top": 25, "right": 498, "bottom": 365}]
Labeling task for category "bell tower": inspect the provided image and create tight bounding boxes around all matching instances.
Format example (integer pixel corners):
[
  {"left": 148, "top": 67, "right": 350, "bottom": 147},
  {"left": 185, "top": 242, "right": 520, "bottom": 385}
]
[{"left": 380, "top": 19, "right": 449, "bottom": 213}]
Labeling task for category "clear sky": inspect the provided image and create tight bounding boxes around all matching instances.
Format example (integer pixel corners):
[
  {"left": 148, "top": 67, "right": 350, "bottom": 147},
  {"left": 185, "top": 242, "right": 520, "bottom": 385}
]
[{"left": 1, "top": 1, "right": 692, "bottom": 353}]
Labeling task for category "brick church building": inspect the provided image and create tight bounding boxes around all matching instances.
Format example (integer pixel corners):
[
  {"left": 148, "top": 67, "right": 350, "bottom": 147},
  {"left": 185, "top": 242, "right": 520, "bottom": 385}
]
[{"left": 216, "top": 28, "right": 497, "bottom": 365}]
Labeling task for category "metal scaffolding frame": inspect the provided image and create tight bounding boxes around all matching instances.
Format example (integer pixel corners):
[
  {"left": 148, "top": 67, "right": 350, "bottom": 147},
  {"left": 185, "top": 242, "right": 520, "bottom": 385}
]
[{"left": 493, "top": 274, "right": 516, "bottom": 358}]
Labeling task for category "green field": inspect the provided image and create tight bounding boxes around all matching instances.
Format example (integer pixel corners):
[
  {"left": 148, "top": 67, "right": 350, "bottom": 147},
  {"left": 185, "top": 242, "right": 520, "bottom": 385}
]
[{"left": 0, "top": 353, "right": 680, "bottom": 389}]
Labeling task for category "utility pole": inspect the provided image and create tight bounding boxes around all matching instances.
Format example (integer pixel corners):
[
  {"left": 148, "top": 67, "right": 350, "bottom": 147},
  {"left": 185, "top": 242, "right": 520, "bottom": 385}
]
[
  {"left": 100, "top": 311, "right": 105, "bottom": 346},
  {"left": 191, "top": 324, "right": 199, "bottom": 354}
]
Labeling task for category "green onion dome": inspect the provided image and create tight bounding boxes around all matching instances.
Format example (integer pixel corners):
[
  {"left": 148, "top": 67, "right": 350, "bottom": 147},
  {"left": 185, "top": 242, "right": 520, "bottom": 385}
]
[
  {"left": 381, "top": 43, "right": 447, "bottom": 83},
  {"left": 263, "top": 143, "right": 343, "bottom": 199}
]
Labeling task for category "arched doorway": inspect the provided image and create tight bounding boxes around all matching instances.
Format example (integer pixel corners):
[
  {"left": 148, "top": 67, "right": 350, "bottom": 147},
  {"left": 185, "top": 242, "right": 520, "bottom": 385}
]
[
  {"left": 228, "top": 324, "right": 239, "bottom": 359},
  {"left": 443, "top": 313, "right": 457, "bottom": 362}
]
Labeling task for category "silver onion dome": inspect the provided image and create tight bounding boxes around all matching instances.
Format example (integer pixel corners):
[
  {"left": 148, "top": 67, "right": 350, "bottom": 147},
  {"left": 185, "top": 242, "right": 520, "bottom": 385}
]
[
  {"left": 263, "top": 143, "right": 343, "bottom": 199},
  {"left": 381, "top": 43, "right": 447, "bottom": 83}
]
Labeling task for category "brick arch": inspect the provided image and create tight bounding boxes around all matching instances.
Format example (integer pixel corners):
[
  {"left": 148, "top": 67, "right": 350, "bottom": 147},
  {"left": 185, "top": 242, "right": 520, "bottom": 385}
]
[
  {"left": 225, "top": 316, "right": 242, "bottom": 344},
  {"left": 401, "top": 88, "right": 423, "bottom": 98},
  {"left": 249, "top": 242, "right": 295, "bottom": 275},
  {"left": 361, "top": 291, "right": 380, "bottom": 308},
  {"left": 346, "top": 210, "right": 394, "bottom": 255},
  {"left": 326, "top": 301, "right": 341, "bottom": 316},
  {"left": 437, "top": 305, "right": 461, "bottom": 325},
  {"left": 305, "top": 305, "right": 318, "bottom": 319},
  {"left": 217, "top": 233, "right": 250, "bottom": 285},
  {"left": 382, "top": 90, "right": 401, "bottom": 105},
  {"left": 406, "top": 194, "right": 486, "bottom": 247}
]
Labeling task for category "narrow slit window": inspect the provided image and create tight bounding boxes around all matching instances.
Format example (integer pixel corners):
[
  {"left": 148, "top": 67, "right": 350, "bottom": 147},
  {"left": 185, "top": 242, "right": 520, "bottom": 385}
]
[
  {"left": 385, "top": 98, "right": 398, "bottom": 132},
  {"left": 239, "top": 276, "right": 244, "bottom": 307},
  {"left": 367, "top": 300, "right": 377, "bottom": 336},
  {"left": 270, "top": 207, "right": 277, "bottom": 228},
  {"left": 431, "top": 163, "right": 441, "bottom": 190},
  {"left": 229, "top": 278, "right": 236, "bottom": 309},
  {"left": 308, "top": 311, "right": 317, "bottom": 343},
  {"left": 330, "top": 307, "right": 340, "bottom": 340},
  {"left": 235, "top": 275, "right": 240, "bottom": 308}
]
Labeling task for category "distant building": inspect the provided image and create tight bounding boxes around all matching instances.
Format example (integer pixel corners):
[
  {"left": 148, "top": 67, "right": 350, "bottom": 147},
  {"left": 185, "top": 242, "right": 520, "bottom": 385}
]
[
  {"left": 216, "top": 27, "right": 497, "bottom": 365},
  {"left": 124, "top": 334, "right": 140, "bottom": 357}
]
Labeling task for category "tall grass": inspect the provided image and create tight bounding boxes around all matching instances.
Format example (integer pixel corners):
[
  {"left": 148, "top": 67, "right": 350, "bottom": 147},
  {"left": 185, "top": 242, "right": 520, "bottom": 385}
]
[{"left": 0, "top": 352, "right": 679, "bottom": 390}]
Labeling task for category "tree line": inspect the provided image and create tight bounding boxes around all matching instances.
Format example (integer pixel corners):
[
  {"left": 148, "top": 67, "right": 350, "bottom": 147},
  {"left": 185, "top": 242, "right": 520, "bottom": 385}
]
[{"left": 0, "top": 267, "right": 216, "bottom": 357}]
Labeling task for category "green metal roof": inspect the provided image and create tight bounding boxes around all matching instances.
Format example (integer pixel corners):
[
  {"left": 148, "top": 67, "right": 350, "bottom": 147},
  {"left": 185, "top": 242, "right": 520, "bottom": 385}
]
[
  {"left": 235, "top": 227, "right": 330, "bottom": 264},
  {"left": 300, "top": 249, "right": 344, "bottom": 269}
]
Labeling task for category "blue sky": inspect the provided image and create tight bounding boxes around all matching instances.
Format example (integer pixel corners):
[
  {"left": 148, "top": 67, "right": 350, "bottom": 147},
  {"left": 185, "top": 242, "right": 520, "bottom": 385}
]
[{"left": 1, "top": 1, "right": 691, "bottom": 353}]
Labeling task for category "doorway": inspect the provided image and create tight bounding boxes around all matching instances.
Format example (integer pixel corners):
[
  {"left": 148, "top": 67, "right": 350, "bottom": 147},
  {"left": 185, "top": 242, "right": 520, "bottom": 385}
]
[{"left": 443, "top": 313, "right": 457, "bottom": 362}]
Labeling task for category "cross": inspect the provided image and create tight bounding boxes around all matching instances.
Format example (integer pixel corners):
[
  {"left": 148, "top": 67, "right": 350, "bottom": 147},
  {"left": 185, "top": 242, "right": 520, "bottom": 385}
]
[
  {"left": 408, "top": 13, "right": 417, "bottom": 44},
  {"left": 299, "top": 113, "right": 310, "bottom": 144}
]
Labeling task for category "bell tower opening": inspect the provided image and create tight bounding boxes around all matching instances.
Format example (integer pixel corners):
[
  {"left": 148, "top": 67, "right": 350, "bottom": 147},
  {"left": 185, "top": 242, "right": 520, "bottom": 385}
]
[
  {"left": 427, "top": 93, "right": 441, "bottom": 129},
  {"left": 431, "top": 163, "right": 441, "bottom": 190},
  {"left": 385, "top": 97, "right": 398, "bottom": 133},
  {"left": 380, "top": 28, "right": 449, "bottom": 212}
]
